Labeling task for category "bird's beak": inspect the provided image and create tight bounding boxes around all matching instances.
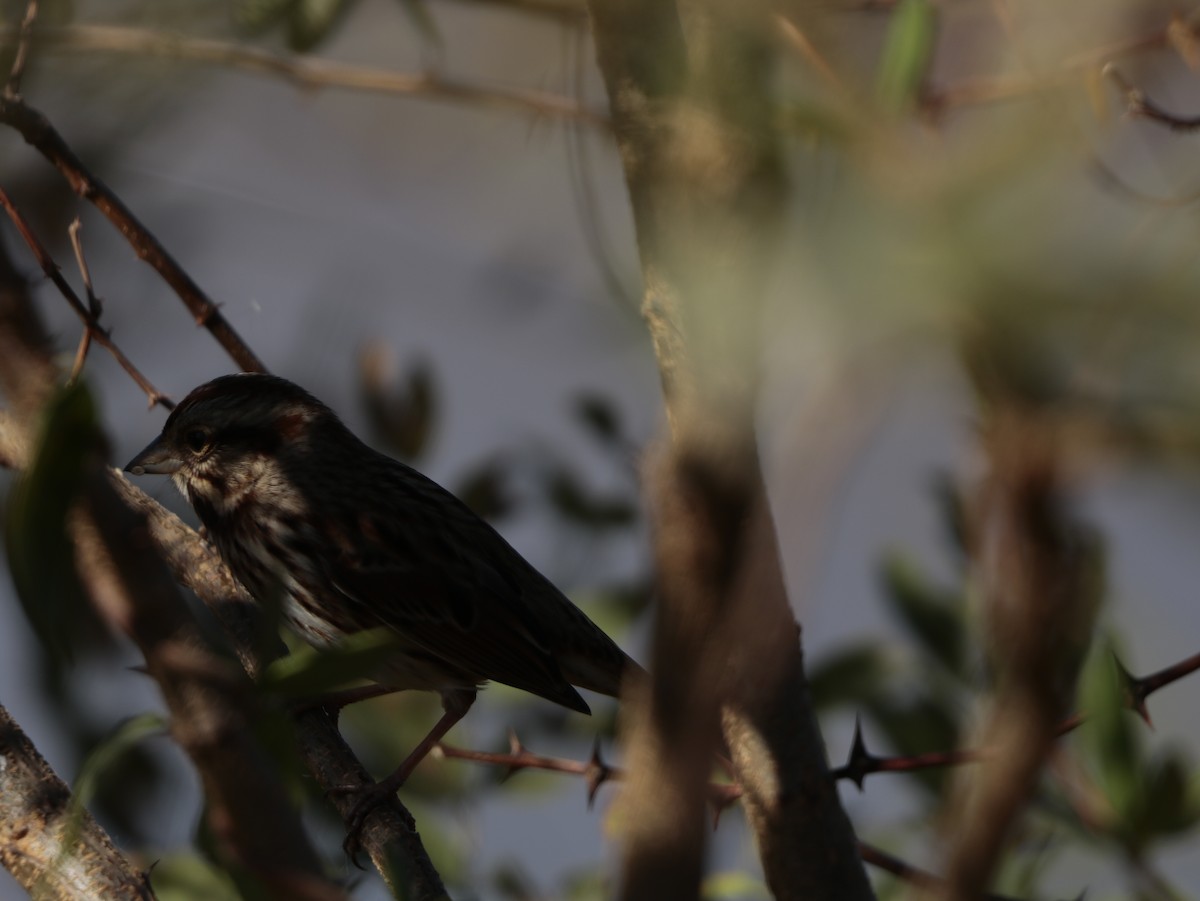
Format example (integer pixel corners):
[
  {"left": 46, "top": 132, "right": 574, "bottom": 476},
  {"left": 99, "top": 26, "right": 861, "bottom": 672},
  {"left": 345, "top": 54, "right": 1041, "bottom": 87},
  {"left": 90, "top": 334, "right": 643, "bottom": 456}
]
[{"left": 124, "top": 436, "right": 182, "bottom": 476}]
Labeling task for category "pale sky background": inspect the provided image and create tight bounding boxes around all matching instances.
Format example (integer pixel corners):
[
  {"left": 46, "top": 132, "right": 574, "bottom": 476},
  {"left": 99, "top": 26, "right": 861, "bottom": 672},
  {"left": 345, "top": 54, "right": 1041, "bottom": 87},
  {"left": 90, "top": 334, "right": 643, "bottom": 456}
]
[{"left": 2, "top": 1, "right": 1200, "bottom": 898}]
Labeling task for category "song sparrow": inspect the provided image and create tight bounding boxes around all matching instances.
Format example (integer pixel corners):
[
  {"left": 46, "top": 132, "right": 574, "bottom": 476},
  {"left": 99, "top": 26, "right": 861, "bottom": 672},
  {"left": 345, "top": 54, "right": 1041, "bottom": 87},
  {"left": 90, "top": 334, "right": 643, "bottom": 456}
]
[{"left": 125, "top": 373, "right": 640, "bottom": 845}]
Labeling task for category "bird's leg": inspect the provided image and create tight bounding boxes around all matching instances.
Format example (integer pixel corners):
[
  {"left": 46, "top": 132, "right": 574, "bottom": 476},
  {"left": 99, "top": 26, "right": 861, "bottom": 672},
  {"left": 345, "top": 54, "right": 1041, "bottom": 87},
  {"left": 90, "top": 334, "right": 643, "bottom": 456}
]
[{"left": 337, "top": 689, "right": 477, "bottom": 861}]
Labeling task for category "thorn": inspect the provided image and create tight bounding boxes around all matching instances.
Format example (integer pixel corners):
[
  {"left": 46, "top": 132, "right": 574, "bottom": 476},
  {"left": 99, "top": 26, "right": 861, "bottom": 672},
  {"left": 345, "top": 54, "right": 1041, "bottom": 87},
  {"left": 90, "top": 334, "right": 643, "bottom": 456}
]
[
  {"left": 584, "top": 737, "right": 611, "bottom": 808},
  {"left": 507, "top": 728, "right": 525, "bottom": 756},
  {"left": 194, "top": 302, "right": 223, "bottom": 327},
  {"left": 1113, "top": 653, "right": 1153, "bottom": 728},
  {"left": 844, "top": 714, "right": 874, "bottom": 790}
]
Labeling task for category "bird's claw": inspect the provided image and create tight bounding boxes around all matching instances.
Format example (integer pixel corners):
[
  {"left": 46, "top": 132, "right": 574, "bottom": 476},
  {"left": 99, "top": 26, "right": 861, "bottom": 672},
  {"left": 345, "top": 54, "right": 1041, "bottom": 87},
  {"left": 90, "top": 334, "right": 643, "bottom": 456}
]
[{"left": 329, "top": 778, "right": 404, "bottom": 867}]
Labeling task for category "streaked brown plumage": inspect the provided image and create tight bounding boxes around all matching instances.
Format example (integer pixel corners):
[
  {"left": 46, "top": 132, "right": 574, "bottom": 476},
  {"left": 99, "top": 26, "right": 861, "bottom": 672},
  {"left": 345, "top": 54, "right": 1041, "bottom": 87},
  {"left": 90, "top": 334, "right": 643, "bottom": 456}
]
[{"left": 125, "top": 373, "right": 640, "bottom": 842}]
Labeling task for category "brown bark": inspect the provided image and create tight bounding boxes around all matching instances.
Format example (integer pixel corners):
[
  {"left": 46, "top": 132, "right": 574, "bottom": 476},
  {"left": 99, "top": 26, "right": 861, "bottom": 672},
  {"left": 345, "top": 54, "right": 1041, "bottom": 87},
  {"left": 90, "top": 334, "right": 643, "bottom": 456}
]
[{"left": 586, "top": 2, "right": 874, "bottom": 897}]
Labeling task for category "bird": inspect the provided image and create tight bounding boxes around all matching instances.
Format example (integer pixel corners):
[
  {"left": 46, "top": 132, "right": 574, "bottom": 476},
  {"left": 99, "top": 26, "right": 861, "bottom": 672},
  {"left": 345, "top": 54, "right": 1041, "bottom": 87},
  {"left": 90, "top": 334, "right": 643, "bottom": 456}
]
[{"left": 125, "top": 372, "right": 641, "bottom": 847}]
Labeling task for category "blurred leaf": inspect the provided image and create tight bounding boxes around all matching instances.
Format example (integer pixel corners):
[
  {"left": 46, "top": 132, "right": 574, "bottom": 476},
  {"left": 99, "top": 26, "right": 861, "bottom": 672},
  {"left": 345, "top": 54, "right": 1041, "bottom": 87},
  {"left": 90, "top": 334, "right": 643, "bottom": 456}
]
[
  {"left": 149, "top": 852, "right": 240, "bottom": 901},
  {"left": 194, "top": 807, "right": 271, "bottom": 901},
  {"left": 865, "top": 693, "right": 960, "bottom": 795},
  {"left": 232, "top": 0, "right": 293, "bottom": 30},
  {"left": 561, "top": 866, "right": 608, "bottom": 901},
  {"left": 491, "top": 862, "right": 540, "bottom": 900},
  {"left": 289, "top": 0, "right": 353, "bottom": 51},
  {"left": 880, "top": 554, "right": 965, "bottom": 678},
  {"left": 876, "top": 0, "right": 937, "bottom": 113},
  {"left": 62, "top": 713, "right": 167, "bottom": 856},
  {"left": 1078, "top": 638, "right": 1142, "bottom": 831},
  {"left": 929, "top": 471, "right": 969, "bottom": 561},
  {"left": 250, "top": 707, "right": 305, "bottom": 805},
  {"left": 546, "top": 466, "right": 637, "bottom": 529},
  {"left": 454, "top": 457, "right": 511, "bottom": 520},
  {"left": 575, "top": 394, "right": 622, "bottom": 446},
  {"left": 808, "top": 643, "right": 893, "bottom": 711},
  {"left": 702, "top": 871, "right": 771, "bottom": 900},
  {"left": 1140, "top": 752, "right": 1199, "bottom": 839},
  {"left": 5, "top": 380, "right": 104, "bottom": 663},
  {"left": 394, "top": 0, "right": 441, "bottom": 45},
  {"left": 258, "top": 627, "right": 406, "bottom": 697},
  {"left": 361, "top": 347, "right": 437, "bottom": 461}
]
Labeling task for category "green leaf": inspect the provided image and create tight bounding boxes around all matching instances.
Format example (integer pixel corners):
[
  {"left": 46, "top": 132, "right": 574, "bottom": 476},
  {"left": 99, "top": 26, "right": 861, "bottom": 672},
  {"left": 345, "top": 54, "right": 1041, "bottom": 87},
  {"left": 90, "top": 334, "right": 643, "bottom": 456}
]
[
  {"left": 258, "top": 626, "right": 407, "bottom": 697},
  {"left": 148, "top": 852, "right": 240, "bottom": 901},
  {"left": 575, "top": 394, "right": 622, "bottom": 445},
  {"left": 808, "top": 643, "right": 893, "bottom": 710},
  {"left": 454, "top": 457, "right": 511, "bottom": 520},
  {"left": 546, "top": 466, "right": 637, "bottom": 529},
  {"left": 56, "top": 713, "right": 167, "bottom": 863},
  {"left": 1140, "top": 752, "right": 1198, "bottom": 839},
  {"left": 362, "top": 356, "right": 437, "bottom": 462},
  {"left": 4, "top": 380, "right": 104, "bottom": 663},
  {"left": 1077, "top": 637, "right": 1142, "bottom": 829},
  {"left": 880, "top": 554, "right": 965, "bottom": 677},
  {"left": 394, "top": 0, "right": 441, "bottom": 46},
  {"left": 289, "top": 0, "right": 353, "bottom": 51},
  {"left": 701, "top": 870, "right": 770, "bottom": 900},
  {"left": 232, "top": 0, "right": 294, "bottom": 30},
  {"left": 876, "top": 0, "right": 937, "bottom": 113}
]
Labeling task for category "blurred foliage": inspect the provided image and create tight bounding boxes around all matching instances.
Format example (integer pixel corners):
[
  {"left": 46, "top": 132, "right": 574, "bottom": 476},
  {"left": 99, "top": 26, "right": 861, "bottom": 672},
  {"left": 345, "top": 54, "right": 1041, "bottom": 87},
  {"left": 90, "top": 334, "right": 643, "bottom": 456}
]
[
  {"left": 232, "top": 0, "right": 438, "bottom": 51},
  {"left": 5, "top": 0, "right": 1200, "bottom": 897},
  {"left": 4, "top": 380, "right": 104, "bottom": 663}
]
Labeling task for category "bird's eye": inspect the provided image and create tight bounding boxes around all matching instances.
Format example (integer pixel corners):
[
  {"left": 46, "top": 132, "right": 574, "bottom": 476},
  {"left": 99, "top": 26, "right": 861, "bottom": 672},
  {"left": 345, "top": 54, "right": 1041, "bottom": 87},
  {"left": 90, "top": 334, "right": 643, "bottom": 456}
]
[{"left": 184, "top": 429, "right": 209, "bottom": 454}]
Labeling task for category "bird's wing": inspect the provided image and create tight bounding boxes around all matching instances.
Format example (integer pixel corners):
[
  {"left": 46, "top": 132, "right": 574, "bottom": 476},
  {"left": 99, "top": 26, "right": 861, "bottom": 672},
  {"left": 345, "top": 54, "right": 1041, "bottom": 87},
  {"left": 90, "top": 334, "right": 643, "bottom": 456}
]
[{"left": 328, "top": 541, "right": 591, "bottom": 714}]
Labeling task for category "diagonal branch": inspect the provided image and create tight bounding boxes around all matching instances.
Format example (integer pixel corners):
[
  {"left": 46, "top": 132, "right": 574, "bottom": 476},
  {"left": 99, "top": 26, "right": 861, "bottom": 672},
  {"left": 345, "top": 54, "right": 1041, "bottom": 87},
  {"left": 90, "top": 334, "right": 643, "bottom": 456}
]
[
  {"left": 0, "top": 702, "right": 154, "bottom": 900},
  {"left": 0, "top": 93, "right": 265, "bottom": 373},
  {"left": 0, "top": 232, "right": 343, "bottom": 900},
  {"left": 0, "top": 189, "right": 173, "bottom": 410}
]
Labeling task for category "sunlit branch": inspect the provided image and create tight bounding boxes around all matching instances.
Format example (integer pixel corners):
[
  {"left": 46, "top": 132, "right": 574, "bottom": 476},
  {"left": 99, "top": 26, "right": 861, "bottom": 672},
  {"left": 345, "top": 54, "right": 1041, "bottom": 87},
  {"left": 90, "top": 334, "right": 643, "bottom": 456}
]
[{"left": 0, "top": 24, "right": 609, "bottom": 129}]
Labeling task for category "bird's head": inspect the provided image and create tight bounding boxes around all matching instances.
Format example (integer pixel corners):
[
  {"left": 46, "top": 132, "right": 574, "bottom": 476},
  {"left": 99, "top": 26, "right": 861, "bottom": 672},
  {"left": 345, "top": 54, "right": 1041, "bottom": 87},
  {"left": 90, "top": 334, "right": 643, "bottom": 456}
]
[{"left": 125, "top": 373, "right": 335, "bottom": 515}]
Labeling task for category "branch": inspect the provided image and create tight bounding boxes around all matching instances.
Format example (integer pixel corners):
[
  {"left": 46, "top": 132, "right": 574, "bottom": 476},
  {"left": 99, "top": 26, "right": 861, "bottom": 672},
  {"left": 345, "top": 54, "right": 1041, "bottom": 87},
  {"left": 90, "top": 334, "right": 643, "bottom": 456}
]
[
  {"left": 0, "top": 703, "right": 153, "bottom": 900},
  {"left": 0, "top": 234, "right": 342, "bottom": 898},
  {"left": 3, "top": 0, "right": 38, "bottom": 97},
  {"left": 0, "top": 25, "right": 609, "bottom": 129},
  {"left": 1104, "top": 64, "right": 1200, "bottom": 131},
  {"left": 0, "top": 189, "right": 172, "bottom": 410},
  {"left": 586, "top": 1, "right": 872, "bottom": 898},
  {"left": 0, "top": 93, "right": 266, "bottom": 373},
  {"left": 929, "top": 403, "right": 1099, "bottom": 901},
  {"left": 106, "top": 463, "right": 450, "bottom": 899},
  {"left": 436, "top": 732, "right": 744, "bottom": 810}
]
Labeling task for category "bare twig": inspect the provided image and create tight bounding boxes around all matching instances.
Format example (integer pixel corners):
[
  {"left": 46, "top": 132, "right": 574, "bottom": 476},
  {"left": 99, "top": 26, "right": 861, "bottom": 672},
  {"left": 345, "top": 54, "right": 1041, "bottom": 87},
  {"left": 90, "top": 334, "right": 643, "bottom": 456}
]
[
  {"left": 4, "top": 0, "right": 38, "bottom": 98},
  {"left": 1105, "top": 63, "right": 1200, "bottom": 131},
  {"left": 0, "top": 188, "right": 173, "bottom": 409},
  {"left": 0, "top": 24, "right": 609, "bottom": 129},
  {"left": 0, "top": 95, "right": 265, "bottom": 372},
  {"left": 919, "top": 15, "right": 1200, "bottom": 118},
  {"left": 66, "top": 218, "right": 100, "bottom": 384}
]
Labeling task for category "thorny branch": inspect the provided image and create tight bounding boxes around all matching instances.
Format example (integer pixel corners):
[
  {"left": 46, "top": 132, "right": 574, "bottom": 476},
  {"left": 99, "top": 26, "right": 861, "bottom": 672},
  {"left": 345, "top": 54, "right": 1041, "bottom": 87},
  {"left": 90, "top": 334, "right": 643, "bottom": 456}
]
[
  {"left": 0, "top": 188, "right": 172, "bottom": 410},
  {"left": 438, "top": 643, "right": 1200, "bottom": 808}
]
